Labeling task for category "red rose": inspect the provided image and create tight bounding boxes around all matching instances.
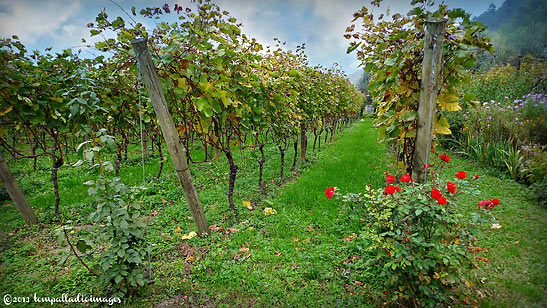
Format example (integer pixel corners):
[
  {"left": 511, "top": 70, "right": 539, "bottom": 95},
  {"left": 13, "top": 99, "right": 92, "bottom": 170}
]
[
  {"left": 437, "top": 196, "right": 447, "bottom": 205},
  {"left": 424, "top": 163, "right": 431, "bottom": 169},
  {"left": 400, "top": 173, "right": 411, "bottom": 182},
  {"left": 431, "top": 188, "right": 442, "bottom": 200},
  {"left": 474, "top": 174, "right": 479, "bottom": 179},
  {"left": 394, "top": 186, "right": 401, "bottom": 192},
  {"left": 447, "top": 182, "right": 457, "bottom": 194},
  {"left": 439, "top": 153, "right": 450, "bottom": 163},
  {"left": 492, "top": 198, "right": 500, "bottom": 205},
  {"left": 385, "top": 174, "right": 395, "bottom": 184},
  {"left": 455, "top": 171, "right": 467, "bottom": 179},
  {"left": 483, "top": 258, "right": 489, "bottom": 263},
  {"left": 478, "top": 200, "right": 496, "bottom": 209},
  {"left": 325, "top": 187, "right": 334, "bottom": 199},
  {"left": 385, "top": 185, "right": 396, "bottom": 195}
]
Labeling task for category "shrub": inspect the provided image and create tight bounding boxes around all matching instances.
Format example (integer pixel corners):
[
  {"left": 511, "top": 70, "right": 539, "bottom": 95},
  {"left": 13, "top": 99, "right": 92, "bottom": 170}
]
[
  {"left": 58, "top": 129, "right": 148, "bottom": 297},
  {"left": 330, "top": 157, "right": 498, "bottom": 307},
  {"left": 462, "top": 55, "right": 547, "bottom": 103}
]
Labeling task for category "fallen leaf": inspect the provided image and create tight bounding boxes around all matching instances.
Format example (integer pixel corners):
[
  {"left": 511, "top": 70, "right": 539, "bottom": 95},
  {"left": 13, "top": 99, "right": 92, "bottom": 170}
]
[
  {"left": 248, "top": 227, "right": 255, "bottom": 231},
  {"left": 263, "top": 207, "right": 277, "bottom": 216},
  {"left": 242, "top": 200, "right": 253, "bottom": 210},
  {"left": 151, "top": 210, "right": 158, "bottom": 216},
  {"left": 306, "top": 226, "right": 314, "bottom": 232},
  {"left": 227, "top": 227, "right": 240, "bottom": 233},
  {"left": 292, "top": 264, "right": 298, "bottom": 270},
  {"left": 343, "top": 233, "right": 357, "bottom": 242},
  {"left": 239, "top": 247, "right": 250, "bottom": 254},
  {"left": 181, "top": 231, "right": 197, "bottom": 240},
  {"left": 293, "top": 237, "right": 299, "bottom": 242},
  {"left": 209, "top": 224, "right": 225, "bottom": 232},
  {"left": 490, "top": 223, "right": 502, "bottom": 229},
  {"left": 185, "top": 255, "right": 195, "bottom": 263},
  {"left": 174, "top": 226, "right": 182, "bottom": 233},
  {"left": 274, "top": 250, "right": 282, "bottom": 256}
]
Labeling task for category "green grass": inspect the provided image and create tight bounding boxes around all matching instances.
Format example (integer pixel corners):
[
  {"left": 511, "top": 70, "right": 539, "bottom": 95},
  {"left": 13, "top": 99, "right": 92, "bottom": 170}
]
[{"left": 0, "top": 119, "right": 545, "bottom": 307}]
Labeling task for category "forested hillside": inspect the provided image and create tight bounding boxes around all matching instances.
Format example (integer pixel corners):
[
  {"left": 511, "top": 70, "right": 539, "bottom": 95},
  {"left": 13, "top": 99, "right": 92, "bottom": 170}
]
[{"left": 474, "top": 0, "right": 546, "bottom": 65}]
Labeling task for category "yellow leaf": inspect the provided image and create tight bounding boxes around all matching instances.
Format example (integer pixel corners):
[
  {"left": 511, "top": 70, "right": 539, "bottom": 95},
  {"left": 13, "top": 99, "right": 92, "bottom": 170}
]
[
  {"left": 434, "top": 115, "right": 452, "bottom": 135},
  {"left": 263, "top": 207, "right": 277, "bottom": 216},
  {"left": 203, "top": 82, "right": 212, "bottom": 91},
  {"left": 178, "top": 77, "right": 188, "bottom": 90},
  {"left": 0, "top": 126, "right": 7, "bottom": 137},
  {"left": 174, "top": 226, "right": 182, "bottom": 233},
  {"left": 181, "top": 231, "right": 197, "bottom": 240},
  {"left": 0, "top": 106, "right": 13, "bottom": 116},
  {"left": 437, "top": 93, "right": 462, "bottom": 111},
  {"left": 242, "top": 200, "right": 253, "bottom": 210},
  {"left": 397, "top": 161, "right": 406, "bottom": 170}
]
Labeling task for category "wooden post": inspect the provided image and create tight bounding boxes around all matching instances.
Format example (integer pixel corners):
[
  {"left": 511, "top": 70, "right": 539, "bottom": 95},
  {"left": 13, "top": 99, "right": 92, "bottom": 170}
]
[
  {"left": 0, "top": 153, "right": 38, "bottom": 224},
  {"left": 132, "top": 38, "right": 209, "bottom": 236},
  {"left": 412, "top": 18, "right": 446, "bottom": 183}
]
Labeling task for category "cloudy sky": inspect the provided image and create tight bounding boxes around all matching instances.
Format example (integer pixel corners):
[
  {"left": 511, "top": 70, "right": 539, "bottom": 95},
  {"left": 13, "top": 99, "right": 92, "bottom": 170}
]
[{"left": 0, "top": 0, "right": 504, "bottom": 76}]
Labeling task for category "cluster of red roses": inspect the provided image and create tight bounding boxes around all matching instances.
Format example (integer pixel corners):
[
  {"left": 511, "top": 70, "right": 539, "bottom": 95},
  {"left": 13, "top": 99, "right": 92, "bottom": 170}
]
[
  {"left": 325, "top": 187, "right": 335, "bottom": 199},
  {"left": 478, "top": 198, "right": 500, "bottom": 210},
  {"left": 325, "top": 153, "right": 500, "bottom": 210},
  {"left": 383, "top": 171, "right": 407, "bottom": 195}
]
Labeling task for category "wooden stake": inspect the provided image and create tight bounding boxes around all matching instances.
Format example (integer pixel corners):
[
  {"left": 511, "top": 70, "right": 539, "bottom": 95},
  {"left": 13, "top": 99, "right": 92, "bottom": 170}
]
[
  {"left": 0, "top": 153, "right": 37, "bottom": 224},
  {"left": 132, "top": 38, "right": 209, "bottom": 236},
  {"left": 412, "top": 18, "right": 446, "bottom": 183}
]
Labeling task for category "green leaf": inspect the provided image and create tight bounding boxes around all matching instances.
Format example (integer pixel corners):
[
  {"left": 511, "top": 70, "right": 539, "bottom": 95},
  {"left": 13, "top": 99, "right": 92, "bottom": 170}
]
[
  {"left": 114, "top": 274, "right": 124, "bottom": 284},
  {"left": 76, "top": 239, "right": 93, "bottom": 253},
  {"left": 195, "top": 97, "right": 207, "bottom": 111}
]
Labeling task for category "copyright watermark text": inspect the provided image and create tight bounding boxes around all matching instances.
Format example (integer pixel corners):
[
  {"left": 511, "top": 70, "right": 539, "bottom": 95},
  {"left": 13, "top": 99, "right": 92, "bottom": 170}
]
[{"left": 3, "top": 293, "right": 121, "bottom": 306}]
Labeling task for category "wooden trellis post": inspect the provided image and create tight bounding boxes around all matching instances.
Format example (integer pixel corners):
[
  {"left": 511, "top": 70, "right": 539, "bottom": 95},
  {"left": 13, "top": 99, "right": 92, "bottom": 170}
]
[
  {"left": 132, "top": 38, "right": 209, "bottom": 236},
  {"left": 412, "top": 18, "right": 446, "bottom": 183},
  {"left": 0, "top": 153, "right": 38, "bottom": 224}
]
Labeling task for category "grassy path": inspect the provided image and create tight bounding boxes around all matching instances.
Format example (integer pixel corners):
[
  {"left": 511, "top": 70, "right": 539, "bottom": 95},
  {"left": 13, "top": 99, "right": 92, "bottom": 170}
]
[{"left": 146, "top": 119, "right": 390, "bottom": 307}]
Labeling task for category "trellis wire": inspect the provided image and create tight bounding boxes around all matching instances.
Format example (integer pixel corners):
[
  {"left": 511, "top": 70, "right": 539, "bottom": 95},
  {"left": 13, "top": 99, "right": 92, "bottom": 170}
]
[{"left": 137, "top": 62, "right": 153, "bottom": 280}]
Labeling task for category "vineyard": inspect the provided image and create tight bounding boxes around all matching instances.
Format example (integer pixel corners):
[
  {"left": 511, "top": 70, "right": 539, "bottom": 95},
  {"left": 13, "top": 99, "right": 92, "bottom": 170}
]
[{"left": 1, "top": 0, "right": 546, "bottom": 307}]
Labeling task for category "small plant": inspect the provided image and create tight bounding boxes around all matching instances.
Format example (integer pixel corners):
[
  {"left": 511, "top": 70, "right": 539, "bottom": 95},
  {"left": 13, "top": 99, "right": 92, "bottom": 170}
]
[
  {"left": 60, "top": 129, "right": 148, "bottom": 296},
  {"left": 329, "top": 155, "right": 498, "bottom": 307}
]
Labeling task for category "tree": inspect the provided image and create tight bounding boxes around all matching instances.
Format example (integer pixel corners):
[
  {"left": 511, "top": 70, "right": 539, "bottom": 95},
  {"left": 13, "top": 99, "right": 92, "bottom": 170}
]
[{"left": 345, "top": 1, "right": 493, "bottom": 174}]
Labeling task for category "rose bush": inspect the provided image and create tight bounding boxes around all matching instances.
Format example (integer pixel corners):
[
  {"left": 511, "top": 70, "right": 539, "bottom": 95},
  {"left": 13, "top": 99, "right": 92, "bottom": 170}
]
[{"left": 328, "top": 157, "right": 499, "bottom": 307}]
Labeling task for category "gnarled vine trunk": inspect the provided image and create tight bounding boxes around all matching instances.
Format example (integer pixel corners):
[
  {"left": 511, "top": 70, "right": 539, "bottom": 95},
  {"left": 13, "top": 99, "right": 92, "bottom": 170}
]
[
  {"left": 299, "top": 122, "right": 307, "bottom": 162},
  {"left": 291, "top": 140, "right": 298, "bottom": 173},
  {"left": 225, "top": 150, "right": 238, "bottom": 215},
  {"left": 258, "top": 144, "right": 266, "bottom": 196}
]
